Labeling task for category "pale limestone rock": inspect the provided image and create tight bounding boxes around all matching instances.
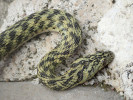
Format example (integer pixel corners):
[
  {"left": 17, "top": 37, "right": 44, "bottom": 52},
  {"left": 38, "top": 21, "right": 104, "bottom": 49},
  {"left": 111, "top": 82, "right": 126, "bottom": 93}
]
[
  {"left": 94, "top": 0, "right": 133, "bottom": 99},
  {"left": 1, "top": 0, "right": 132, "bottom": 99}
]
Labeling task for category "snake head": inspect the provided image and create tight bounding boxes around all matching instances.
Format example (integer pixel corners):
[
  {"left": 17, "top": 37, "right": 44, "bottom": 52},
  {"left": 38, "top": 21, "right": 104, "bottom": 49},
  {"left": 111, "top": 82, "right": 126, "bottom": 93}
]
[{"left": 96, "top": 51, "right": 115, "bottom": 67}]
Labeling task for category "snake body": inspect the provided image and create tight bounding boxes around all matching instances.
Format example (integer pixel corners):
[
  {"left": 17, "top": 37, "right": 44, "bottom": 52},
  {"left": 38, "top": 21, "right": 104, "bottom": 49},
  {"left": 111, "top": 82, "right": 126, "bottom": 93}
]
[{"left": 0, "top": 9, "right": 114, "bottom": 90}]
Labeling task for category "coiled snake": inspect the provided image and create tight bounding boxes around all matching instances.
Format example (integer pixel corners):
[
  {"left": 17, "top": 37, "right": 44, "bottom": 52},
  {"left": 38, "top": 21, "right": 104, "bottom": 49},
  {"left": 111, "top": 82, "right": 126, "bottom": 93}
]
[{"left": 0, "top": 9, "right": 114, "bottom": 90}]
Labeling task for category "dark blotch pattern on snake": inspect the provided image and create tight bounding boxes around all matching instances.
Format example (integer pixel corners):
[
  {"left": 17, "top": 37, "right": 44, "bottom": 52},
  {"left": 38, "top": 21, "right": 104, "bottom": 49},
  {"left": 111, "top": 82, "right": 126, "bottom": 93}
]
[{"left": 0, "top": 9, "right": 114, "bottom": 90}]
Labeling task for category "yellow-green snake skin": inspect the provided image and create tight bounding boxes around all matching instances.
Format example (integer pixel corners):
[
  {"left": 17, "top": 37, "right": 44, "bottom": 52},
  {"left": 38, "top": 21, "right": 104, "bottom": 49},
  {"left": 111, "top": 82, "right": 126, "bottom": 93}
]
[{"left": 0, "top": 9, "right": 114, "bottom": 90}]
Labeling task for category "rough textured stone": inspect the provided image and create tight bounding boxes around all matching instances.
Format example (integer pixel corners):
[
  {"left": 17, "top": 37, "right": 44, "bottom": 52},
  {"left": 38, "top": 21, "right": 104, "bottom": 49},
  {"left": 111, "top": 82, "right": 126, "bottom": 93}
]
[{"left": 0, "top": 0, "right": 132, "bottom": 99}]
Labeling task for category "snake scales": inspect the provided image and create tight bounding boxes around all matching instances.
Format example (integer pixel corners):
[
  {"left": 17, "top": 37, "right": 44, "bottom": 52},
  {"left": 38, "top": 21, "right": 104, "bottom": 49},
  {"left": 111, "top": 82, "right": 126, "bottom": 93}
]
[{"left": 0, "top": 9, "right": 114, "bottom": 90}]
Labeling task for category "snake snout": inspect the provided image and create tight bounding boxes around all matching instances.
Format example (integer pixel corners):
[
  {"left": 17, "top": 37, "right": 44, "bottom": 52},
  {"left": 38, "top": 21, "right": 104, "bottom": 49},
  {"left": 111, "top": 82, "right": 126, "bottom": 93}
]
[{"left": 103, "top": 51, "right": 115, "bottom": 65}]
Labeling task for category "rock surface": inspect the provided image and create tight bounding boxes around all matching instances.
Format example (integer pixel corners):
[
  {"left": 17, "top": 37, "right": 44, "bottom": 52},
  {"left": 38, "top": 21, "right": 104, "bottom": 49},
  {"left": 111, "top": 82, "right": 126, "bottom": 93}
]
[
  {"left": 0, "top": 82, "right": 123, "bottom": 100},
  {"left": 0, "top": 0, "right": 132, "bottom": 99},
  {"left": 94, "top": 0, "right": 133, "bottom": 99}
]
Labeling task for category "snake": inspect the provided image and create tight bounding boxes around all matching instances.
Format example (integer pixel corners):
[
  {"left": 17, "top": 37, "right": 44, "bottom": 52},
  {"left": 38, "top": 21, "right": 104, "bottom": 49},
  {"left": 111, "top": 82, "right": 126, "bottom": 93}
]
[{"left": 0, "top": 9, "right": 114, "bottom": 90}]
